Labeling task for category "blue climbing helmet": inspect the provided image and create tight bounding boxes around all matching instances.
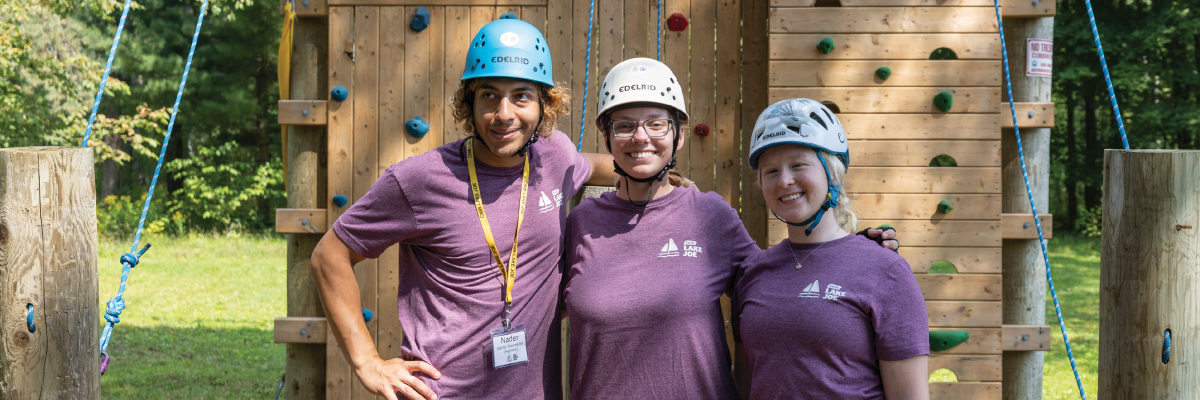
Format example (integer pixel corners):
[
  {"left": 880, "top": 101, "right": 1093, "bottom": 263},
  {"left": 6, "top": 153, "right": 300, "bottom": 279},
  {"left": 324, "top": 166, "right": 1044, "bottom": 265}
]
[{"left": 461, "top": 19, "right": 554, "bottom": 87}]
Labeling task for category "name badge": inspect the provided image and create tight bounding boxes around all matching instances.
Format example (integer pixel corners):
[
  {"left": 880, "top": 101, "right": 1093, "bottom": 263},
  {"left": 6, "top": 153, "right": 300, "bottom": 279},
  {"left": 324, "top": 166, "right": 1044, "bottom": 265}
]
[{"left": 490, "top": 324, "right": 529, "bottom": 369}]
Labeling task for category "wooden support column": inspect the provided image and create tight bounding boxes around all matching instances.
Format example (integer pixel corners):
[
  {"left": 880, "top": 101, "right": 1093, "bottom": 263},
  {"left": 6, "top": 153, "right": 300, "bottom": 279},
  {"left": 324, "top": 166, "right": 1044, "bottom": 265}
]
[
  {"left": 741, "top": 0, "right": 769, "bottom": 248},
  {"left": 0, "top": 147, "right": 100, "bottom": 399},
  {"left": 285, "top": 15, "right": 328, "bottom": 400},
  {"left": 1000, "top": 16, "right": 1052, "bottom": 400},
  {"left": 1099, "top": 150, "right": 1200, "bottom": 399}
]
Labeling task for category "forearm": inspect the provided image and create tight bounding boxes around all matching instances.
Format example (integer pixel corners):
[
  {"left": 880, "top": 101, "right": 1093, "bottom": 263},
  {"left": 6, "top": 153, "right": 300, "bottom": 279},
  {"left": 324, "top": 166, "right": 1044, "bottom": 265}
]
[
  {"left": 312, "top": 230, "right": 379, "bottom": 371},
  {"left": 582, "top": 152, "right": 618, "bottom": 186},
  {"left": 880, "top": 355, "right": 929, "bottom": 400}
]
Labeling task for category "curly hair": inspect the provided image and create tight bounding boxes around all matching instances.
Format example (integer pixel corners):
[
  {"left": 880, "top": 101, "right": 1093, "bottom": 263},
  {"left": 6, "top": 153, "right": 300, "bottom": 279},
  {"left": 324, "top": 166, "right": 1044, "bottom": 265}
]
[{"left": 450, "top": 79, "right": 572, "bottom": 139}]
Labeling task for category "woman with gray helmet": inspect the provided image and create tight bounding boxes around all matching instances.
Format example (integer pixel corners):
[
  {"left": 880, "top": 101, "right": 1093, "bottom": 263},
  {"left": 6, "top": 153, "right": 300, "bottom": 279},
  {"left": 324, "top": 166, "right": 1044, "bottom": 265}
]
[{"left": 733, "top": 98, "right": 929, "bottom": 399}]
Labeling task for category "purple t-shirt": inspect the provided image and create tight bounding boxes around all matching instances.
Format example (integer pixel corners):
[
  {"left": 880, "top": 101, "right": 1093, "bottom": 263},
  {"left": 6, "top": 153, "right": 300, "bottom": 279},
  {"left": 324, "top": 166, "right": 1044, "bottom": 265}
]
[
  {"left": 734, "top": 235, "right": 929, "bottom": 400},
  {"left": 563, "top": 188, "right": 759, "bottom": 399},
  {"left": 332, "top": 131, "right": 590, "bottom": 399}
]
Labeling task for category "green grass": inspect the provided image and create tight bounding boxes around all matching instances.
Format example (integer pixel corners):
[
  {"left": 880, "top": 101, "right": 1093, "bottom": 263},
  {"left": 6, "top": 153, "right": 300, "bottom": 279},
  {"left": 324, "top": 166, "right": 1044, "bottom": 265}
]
[
  {"left": 98, "top": 233, "right": 287, "bottom": 399},
  {"left": 1043, "top": 231, "right": 1101, "bottom": 400}
]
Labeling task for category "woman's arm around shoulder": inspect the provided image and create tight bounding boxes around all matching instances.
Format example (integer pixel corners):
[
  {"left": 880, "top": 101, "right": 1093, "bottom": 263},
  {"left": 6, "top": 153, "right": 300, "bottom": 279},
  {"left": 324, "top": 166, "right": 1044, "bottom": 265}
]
[{"left": 880, "top": 355, "right": 929, "bottom": 400}]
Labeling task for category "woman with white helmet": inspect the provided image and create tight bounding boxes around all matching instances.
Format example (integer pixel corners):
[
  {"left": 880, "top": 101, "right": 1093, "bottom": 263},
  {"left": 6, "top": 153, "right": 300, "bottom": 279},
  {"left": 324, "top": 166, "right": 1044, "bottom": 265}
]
[{"left": 732, "top": 98, "right": 929, "bottom": 399}]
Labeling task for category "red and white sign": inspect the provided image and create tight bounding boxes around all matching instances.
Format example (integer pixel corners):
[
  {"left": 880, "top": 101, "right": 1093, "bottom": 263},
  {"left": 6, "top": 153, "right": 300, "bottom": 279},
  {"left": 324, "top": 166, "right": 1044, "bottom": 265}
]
[{"left": 1026, "top": 38, "right": 1053, "bottom": 77}]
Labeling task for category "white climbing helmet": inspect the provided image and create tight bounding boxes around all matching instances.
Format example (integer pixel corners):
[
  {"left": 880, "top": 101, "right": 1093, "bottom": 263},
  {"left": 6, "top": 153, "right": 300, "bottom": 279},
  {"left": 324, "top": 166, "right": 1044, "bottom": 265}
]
[
  {"left": 748, "top": 98, "right": 848, "bottom": 170},
  {"left": 596, "top": 58, "right": 689, "bottom": 121}
]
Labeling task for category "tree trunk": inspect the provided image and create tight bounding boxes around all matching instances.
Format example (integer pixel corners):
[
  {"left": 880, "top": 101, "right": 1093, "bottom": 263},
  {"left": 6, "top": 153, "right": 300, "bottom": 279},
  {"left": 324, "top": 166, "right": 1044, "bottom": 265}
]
[
  {"left": 1084, "top": 87, "right": 1101, "bottom": 210},
  {"left": 1065, "top": 88, "right": 1078, "bottom": 229}
]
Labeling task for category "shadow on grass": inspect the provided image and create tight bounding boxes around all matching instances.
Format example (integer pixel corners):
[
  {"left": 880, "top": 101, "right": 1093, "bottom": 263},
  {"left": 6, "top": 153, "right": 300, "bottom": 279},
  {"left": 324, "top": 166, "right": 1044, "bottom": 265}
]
[{"left": 101, "top": 326, "right": 284, "bottom": 399}]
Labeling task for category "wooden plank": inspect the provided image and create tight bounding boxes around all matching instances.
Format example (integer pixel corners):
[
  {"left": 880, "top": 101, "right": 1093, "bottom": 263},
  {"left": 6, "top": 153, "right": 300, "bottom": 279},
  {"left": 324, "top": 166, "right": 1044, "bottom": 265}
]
[
  {"left": 770, "top": 8, "right": 999, "bottom": 33},
  {"left": 1001, "top": 324, "right": 1052, "bottom": 351},
  {"left": 444, "top": 6, "right": 470, "bottom": 142},
  {"left": 405, "top": 6, "right": 434, "bottom": 159},
  {"left": 279, "top": 100, "right": 328, "bottom": 125},
  {"left": 547, "top": 0, "right": 571, "bottom": 132},
  {"left": 841, "top": 114, "right": 1001, "bottom": 140},
  {"left": 772, "top": 0, "right": 994, "bottom": 5},
  {"left": 929, "top": 355, "right": 1002, "bottom": 381},
  {"left": 844, "top": 167, "right": 1001, "bottom": 194},
  {"left": 1001, "top": 0, "right": 1056, "bottom": 17},
  {"left": 770, "top": 60, "right": 1001, "bottom": 87},
  {"left": 1001, "top": 213, "right": 1052, "bottom": 239},
  {"left": 741, "top": 0, "right": 770, "bottom": 248},
  {"left": 376, "top": 245, "right": 403, "bottom": 362},
  {"left": 0, "top": 149, "right": 48, "bottom": 400},
  {"left": 930, "top": 382, "right": 1001, "bottom": 400},
  {"left": 770, "top": 33, "right": 1001, "bottom": 60},
  {"left": 917, "top": 274, "right": 1002, "bottom": 301},
  {"left": 663, "top": 0, "right": 690, "bottom": 172},
  {"left": 927, "top": 301, "right": 1002, "bottom": 327},
  {"left": 1001, "top": 102, "right": 1054, "bottom": 128},
  {"left": 624, "top": 0, "right": 649, "bottom": 59},
  {"left": 520, "top": 6, "right": 545, "bottom": 28},
  {"left": 427, "top": 6, "right": 447, "bottom": 155},
  {"left": 901, "top": 247, "right": 1002, "bottom": 274},
  {"left": 330, "top": 0, "right": 544, "bottom": 5},
  {"left": 689, "top": 0, "right": 716, "bottom": 191},
  {"left": 850, "top": 193, "right": 1001, "bottom": 220},
  {"left": 715, "top": 0, "right": 741, "bottom": 205},
  {"left": 275, "top": 317, "right": 329, "bottom": 344},
  {"left": 769, "top": 87, "right": 1000, "bottom": 113},
  {"left": 596, "top": 0, "right": 622, "bottom": 156},
  {"left": 327, "top": 6, "right": 355, "bottom": 227},
  {"left": 851, "top": 140, "right": 1000, "bottom": 167},
  {"left": 931, "top": 328, "right": 1002, "bottom": 355},
  {"left": 770, "top": 219, "right": 1000, "bottom": 247},
  {"left": 282, "top": 0, "right": 329, "bottom": 16},
  {"left": 570, "top": 1, "right": 593, "bottom": 151},
  {"left": 351, "top": 7, "right": 380, "bottom": 400},
  {"left": 380, "top": 7, "right": 407, "bottom": 168},
  {"left": 276, "top": 208, "right": 329, "bottom": 233}
]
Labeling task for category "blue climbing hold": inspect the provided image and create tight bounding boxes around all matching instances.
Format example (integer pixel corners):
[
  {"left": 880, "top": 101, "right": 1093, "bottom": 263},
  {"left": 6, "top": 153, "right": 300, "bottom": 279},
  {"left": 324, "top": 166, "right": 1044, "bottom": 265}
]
[
  {"left": 1162, "top": 329, "right": 1171, "bottom": 364},
  {"left": 499, "top": 12, "right": 518, "bottom": 20},
  {"left": 333, "top": 195, "right": 348, "bottom": 208},
  {"left": 331, "top": 86, "right": 348, "bottom": 102},
  {"left": 406, "top": 116, "right": 430, "bottom": 138},
  {"left": 411, "top": 7, "right": 431, "bottom": 32},
  {"left": 362, "top": 308, "right": 374, "bottom": 322},
  {"left": 26, "top": 304, "right": 35, "bottom": 333}
]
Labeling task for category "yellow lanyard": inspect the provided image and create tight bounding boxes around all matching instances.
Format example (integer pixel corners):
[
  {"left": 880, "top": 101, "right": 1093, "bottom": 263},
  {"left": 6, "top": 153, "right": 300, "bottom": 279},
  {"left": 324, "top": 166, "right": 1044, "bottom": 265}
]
[{"left": 465, "top": 138, "right": 530, "bottom": 305}]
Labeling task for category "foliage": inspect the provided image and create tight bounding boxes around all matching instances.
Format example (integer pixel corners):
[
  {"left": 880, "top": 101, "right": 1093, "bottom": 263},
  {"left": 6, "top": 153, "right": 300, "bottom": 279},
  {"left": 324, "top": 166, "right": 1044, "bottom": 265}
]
[
  {"left": 166, "top": 142, "right": 284, "bottom": 233},
  {"left": 1075, "top": 205, "right": 1103, "bottom": 238}
]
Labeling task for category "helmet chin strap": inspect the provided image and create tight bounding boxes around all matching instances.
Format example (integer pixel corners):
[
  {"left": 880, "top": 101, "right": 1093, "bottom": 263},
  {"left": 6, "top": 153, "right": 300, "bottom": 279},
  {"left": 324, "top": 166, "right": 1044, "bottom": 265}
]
[
  {"left": 771, "top": 150, "right": 841, "bottom": 236},
  {"left": 609, "top": 110, "right": 682, "bottom": 207}
]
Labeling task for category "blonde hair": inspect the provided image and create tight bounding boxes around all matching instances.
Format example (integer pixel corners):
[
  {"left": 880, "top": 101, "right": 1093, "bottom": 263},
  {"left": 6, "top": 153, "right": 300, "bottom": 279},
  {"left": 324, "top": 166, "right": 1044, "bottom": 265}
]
[{"left": 450, "top": 79, "right": 572, "bottom": 138}]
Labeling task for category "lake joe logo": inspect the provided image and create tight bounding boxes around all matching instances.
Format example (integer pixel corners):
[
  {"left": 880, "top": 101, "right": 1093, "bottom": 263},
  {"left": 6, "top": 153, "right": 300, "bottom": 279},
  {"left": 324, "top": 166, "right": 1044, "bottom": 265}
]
[{"left": 500, "top": 32, "right": 519, "bottom": 46}]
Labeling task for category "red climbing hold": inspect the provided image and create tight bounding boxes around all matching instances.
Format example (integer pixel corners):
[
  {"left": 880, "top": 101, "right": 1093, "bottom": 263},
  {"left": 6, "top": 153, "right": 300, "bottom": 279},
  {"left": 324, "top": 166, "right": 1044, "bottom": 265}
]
[
  {"left": 667, "top": 13, "right": 688, "bottom": 31},
  {"left": 694, "top": 123, "right": 710, "bottom": 137}
]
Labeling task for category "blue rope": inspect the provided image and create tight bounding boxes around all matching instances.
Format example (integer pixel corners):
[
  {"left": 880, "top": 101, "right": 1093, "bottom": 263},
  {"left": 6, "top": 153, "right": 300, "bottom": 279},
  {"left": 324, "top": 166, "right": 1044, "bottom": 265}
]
[
  {"left": 656, "top": 0, "right": 662, "bottom": 61},
  {"left": 26, "top": 304, "right": 35, "bottom": 333},
  {"left": 81, "top": 0, "right": 135, "bottom": 147},
  {"left": 99, "top": 0, "right": 209, "bottom": 374},
  {"left": 576, "top": 0, "right": 596, "bottom": 152},
  {"left": 1083, "top": 0, "right": 1130, "bottom": 150},
  {"left": 992, "top": 2, "right": 1088, "bottom": 399}
]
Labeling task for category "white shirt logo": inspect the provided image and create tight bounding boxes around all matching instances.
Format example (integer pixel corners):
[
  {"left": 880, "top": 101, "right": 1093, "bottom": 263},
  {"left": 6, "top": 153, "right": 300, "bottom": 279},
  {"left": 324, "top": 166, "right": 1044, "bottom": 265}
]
[
  {"left": 682, "top": 240, "right": 703, "bottom": 258},
  {"left": 538, "top": 189, "right": 562, "bottom": 213},
  {"left": 799, "top": 280, "right": 821, "bottom": 298},
  {"left": 658, "top": 239, "right": 679, "bottom": 258},
  {"left": 823, "top": 284, "right": 846, "bottom": 301},
  {"left": 500, "top": 32, "right": 519, "bottom": 46}
]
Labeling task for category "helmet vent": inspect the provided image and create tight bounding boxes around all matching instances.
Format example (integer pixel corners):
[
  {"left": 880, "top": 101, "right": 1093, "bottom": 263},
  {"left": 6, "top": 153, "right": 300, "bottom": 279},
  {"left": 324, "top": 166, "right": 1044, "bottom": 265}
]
[
  {"left": 809, "top": 112, "right": 828, "bottom": 130},
  {"left": 822, "top": 108, "right": 835, "bottom": 124}
]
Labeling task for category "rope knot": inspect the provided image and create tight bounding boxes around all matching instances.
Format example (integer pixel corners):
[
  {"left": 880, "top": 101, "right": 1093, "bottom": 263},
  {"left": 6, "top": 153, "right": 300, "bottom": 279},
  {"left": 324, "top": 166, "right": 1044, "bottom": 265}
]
[
  {"left": 120, "top": 252, "right": 141, "bottom": 268},
  {"left": 104, "top": 297, "right": 126, "bottom": 324}
]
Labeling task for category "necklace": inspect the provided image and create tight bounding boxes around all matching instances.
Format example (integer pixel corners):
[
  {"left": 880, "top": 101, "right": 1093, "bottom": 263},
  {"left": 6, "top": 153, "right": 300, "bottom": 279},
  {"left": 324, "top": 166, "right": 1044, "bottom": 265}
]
[{"left": 787, "top": 230, "right": 838, "bottom": 270}]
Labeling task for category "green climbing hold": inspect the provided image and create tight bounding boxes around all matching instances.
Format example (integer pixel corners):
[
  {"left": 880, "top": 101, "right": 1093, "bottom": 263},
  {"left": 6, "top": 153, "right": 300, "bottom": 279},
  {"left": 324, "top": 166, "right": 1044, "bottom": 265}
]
[
  {"left": 877, "top": 224, "right": 894, "bottom": 230},
  {"left": 937, "top": 200, "right": 954, "bottom": 214},
  {"left": 816, "top": 38, "right": 836, "bottom": 54},
  {"left": 875, "top": 66, "right": 891, "bottom": 81},
  {"left": 930, "top": 330, "right": 970, "bottom": 351},
  {"left": 929, "top": 260, "right": 958, "bottom": 274},
  {"left": 934, "top": 91, "right": 954, "bottom": 112}
]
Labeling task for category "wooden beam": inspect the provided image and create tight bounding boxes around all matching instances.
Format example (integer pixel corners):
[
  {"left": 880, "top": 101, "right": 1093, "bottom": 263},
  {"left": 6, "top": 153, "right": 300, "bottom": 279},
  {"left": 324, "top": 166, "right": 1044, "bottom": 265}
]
[
  {"left": 851, "top": 193, "right": 1002, "bottom": 220},
  {"left": 769, "top": 87, "right": 1001, "bottom": 113},
  {"left": 1001, "top": 0, "right": 1056, "bottom": 17},
  {"left": 930, "top": 382, "right": 1002, "bottom": 400},
  {"left": 770, "top": 8, "right": 999, "bottom": 34},
  {"left": 917, "top": 274, "right": 1002, "bottom": 301},
  {"left": 771, "top": 61, "right": 1002, "bottom": 87},
  {"left": 1001, "top": 102, "right": 1054, "bottom": 128},
  {"left": 1002, "top": 324, "right": 1052, "bottom": 351},
  {"left": 771, "top": 33, "right": 1002, "bottom": 60},
  {"left": 275, "top": 317, "right": 329, "bottom": 344},
  {"left": 281, "top": 0, "right": 328, "bottom": 16},
  {"left": 329, "top": 0, "right": 543, "bottom": 4},
  {"left": 927, "top": 301, "right": 1003, "bottom": 327},
  {"left": 770, "top": 219, "right": 1000, "bottom": 247},
  {"left": 842, "top": 114, "right": 1001, "bottom": 140},
  {"left": 929, "top": 355, "right": 1003, "bottom": 381},
  {"left": 741, "top": 0, "right": 771, "bottom": 248},
  {"left": 902, "top": 247, "right": 1002, "bottom": 274},
  {"left": 773, "top": 0, "right": 994, "bottom": 5},
  {"left": 851, "top": 140, "right": 1000, "bottom": 167},
  {"left": 278, "top": 100, "right": 328, "bottom": 125},
  {"left": 844, "top": 167, "right": 1002, "bottom": 194},
  {"left": 276, "top": 208, "right": 328, "bottom": 234},
  {"left": 1001, "top": 213, "right": 1052, "bottom": 239},
  {"left": 931, "top": 328, "right": 1003, "bottom": 354}
]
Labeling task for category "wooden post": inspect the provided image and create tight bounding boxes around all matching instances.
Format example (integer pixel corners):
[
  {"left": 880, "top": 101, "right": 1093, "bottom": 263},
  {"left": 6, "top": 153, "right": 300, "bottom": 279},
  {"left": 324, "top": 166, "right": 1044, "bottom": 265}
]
[
  {"left": 285, "top": 15, "right": 328, "bottom": 400},
  {"left": 1000, "top": 16, "right": 1052, "bottom": 400},
  {"left": 1099, "top": 150, "right": 1200, "bottom": 399},
  {"left": 0, "top": 147, "right": 100, "bottom": 399}
]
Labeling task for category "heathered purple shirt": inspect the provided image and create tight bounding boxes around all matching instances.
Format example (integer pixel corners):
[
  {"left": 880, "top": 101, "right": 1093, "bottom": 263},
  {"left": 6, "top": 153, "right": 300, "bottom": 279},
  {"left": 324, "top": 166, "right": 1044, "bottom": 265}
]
[
  {"left": 563, "top": 188, "right": 759, "bottom": 399},
  {"left": 734, "top": 235, "right": 929, "bottom": 400},
  {"left": 332, "top": 131, "right": 590, "bottom": 399}
]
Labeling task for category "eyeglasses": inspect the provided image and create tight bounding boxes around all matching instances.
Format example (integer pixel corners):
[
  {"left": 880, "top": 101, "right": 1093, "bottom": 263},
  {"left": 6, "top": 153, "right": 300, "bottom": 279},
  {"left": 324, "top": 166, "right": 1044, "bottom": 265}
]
[{"left": 609, "top": 119, "right": 673, "bottom": 138}]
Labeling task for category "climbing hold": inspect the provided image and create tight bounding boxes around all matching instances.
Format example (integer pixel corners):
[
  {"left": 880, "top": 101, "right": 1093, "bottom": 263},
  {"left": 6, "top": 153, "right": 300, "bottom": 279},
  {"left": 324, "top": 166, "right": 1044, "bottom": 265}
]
[
  {"left": 363, "top": 308, "right": 374, "bottom": 323},
  {"left": 411, "top": 7, "right": 431, "bottom": 32},
  {"left": 694, "top": 124, "right": 710, "bottom": 137},
  {"left": 1162, "top": 329, "right": 1171, "bottom": 364},
  {"left": 406, "top": 116, "right": 430, "bottom": 138},
  {"left": 877, "top": 224, "right": 894, "bottom": 230},
  {"left": 816, "top": 37, "right": 836, "bottom": 54},
  {"left": 937, "top": 200, "right": 953, "bottom": 214},
  {"left": 667, "top": 13, "right": 688, "bottom": 31},
  {"left": 875, "top": 66, "right": 891, "bottom": 81},
  {"left": 933, "top": 91, "right": 954, "bottom": 112},
  {"left": 331, "top": 86, "right": 349, "bottom": 102},
  {"left": 929, "top": 330, "right": 970, "bottom": 351},
  {"left": 333, "top": 195, "right": 348, "bottom": 208},
  {"left": 499, "top": 12, "right": 518, "bottom": 20},
  {"left": 929, "top": 260, "right": 958, "bottom": 274},
  {"left": 26, "top": 304, "right": 35, "bottom": 333}
]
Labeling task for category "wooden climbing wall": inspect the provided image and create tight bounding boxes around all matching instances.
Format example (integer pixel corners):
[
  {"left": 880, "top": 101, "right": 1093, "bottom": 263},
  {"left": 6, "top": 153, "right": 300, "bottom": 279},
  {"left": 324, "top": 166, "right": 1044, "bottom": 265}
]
[{"left": 766, "top": 0, "right": 1005, "bottom": 398}]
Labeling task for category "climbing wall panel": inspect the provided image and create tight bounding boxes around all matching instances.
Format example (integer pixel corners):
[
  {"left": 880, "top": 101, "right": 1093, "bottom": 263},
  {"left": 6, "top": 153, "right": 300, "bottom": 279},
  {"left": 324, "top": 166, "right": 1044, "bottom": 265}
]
[{"left": 767, "top": 2, "right": 1002, "bottom": 397}]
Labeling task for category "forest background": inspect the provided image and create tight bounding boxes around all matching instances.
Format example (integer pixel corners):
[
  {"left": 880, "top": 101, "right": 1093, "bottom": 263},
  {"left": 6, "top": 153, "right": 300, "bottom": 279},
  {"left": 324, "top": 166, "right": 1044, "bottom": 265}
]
[{"left": 3, "top": 0, "right": 1198, "bottom": 236}]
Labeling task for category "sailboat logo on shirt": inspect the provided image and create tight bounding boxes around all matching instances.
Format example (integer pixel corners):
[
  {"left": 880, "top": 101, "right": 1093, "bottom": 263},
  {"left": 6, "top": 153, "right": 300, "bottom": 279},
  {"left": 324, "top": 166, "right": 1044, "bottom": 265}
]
[
  {"left": 658, "top": 239, "right": 680, "bottom": 258},
  {"left": 799, "top": 280, "right": 821, "bottom": 298},
  {"left": 538, "top": 189, "right": 562, "bottom": 213}
]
